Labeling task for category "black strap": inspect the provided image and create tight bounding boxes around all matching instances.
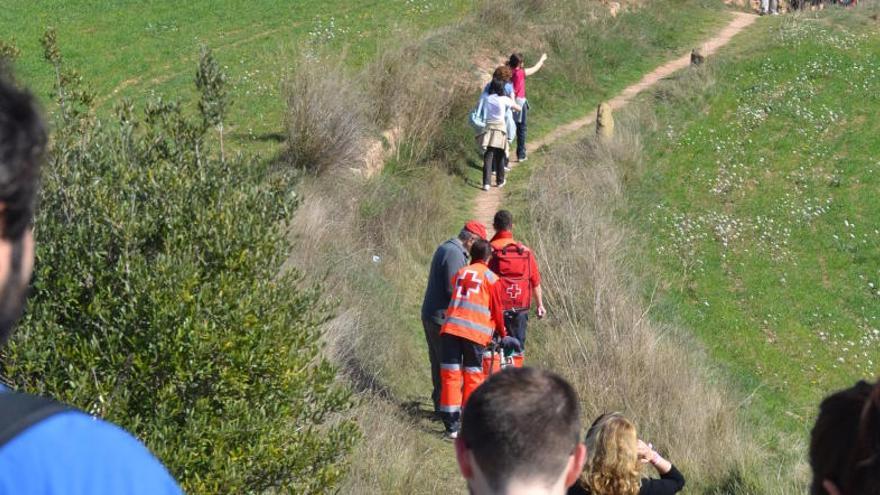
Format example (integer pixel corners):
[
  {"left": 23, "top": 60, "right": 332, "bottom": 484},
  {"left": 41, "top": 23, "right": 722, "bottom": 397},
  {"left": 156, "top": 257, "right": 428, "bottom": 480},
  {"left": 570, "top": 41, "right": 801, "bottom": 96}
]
[{"left": 0, "top": 391, "right": 71, "bottom": 448}]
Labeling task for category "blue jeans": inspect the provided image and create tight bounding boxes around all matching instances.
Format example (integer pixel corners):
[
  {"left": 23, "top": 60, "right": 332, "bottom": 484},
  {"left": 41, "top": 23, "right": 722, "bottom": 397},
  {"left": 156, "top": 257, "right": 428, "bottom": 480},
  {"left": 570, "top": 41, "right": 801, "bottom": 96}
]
[
  {"left": 503, "top": 310, "right": 529, "bottom": 348},
  {"left": 515, "top": 101, "right": 528, "bottom": 160}
]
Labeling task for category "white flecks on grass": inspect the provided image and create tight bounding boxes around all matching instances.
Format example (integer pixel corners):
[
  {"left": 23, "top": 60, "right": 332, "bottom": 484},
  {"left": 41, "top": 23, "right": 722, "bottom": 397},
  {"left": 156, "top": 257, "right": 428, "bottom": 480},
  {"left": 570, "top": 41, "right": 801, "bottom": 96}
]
[{"left": 647, "top": 20, "right": 880, "bottom": 377}]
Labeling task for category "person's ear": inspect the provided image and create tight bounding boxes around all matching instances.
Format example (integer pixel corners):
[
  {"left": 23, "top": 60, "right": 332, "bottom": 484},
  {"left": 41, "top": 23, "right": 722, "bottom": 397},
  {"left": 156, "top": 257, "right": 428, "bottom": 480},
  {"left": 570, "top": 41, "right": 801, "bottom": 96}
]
[
  {"left": 454, "top": 436, "right": 474, "bottom": 479},
  {"left": 822, "top": 479, "right": 842, "bottom": 495},
  {"left": 564, "top": 443, "right": 587, "bottom": 488}
]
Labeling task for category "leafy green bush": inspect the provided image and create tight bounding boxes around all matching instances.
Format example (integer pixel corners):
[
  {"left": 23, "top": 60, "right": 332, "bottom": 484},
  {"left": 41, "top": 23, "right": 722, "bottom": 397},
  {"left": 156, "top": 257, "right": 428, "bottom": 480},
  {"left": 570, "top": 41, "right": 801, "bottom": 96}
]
[{"left": 1, "top": 32, "right": 356, "bottom": 494}]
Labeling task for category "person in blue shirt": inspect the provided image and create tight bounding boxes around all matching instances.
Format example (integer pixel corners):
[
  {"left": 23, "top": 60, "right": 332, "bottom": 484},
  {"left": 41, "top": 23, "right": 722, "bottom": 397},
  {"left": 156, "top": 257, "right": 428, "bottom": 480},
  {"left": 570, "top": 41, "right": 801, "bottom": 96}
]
[{"left": 0, "top": 72, "right": 181, "bottom": 494}]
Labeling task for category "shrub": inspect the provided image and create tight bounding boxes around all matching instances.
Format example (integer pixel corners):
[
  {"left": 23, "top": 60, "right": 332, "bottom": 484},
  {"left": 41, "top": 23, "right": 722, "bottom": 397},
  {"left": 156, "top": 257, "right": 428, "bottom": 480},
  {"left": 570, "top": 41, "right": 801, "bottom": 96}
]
[
  {"left": 1, "top": 35, "right": 356, "bottom": 494},
  {"left": 283, "top": 61, "right": 368, "bottom": 175}
]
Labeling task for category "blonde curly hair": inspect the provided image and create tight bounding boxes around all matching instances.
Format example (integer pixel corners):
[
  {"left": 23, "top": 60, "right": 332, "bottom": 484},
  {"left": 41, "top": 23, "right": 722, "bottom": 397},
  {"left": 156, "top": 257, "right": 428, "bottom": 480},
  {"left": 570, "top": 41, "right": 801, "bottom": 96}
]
[{"left": 581, "top": 413, "right": 641, "bottom": 495}]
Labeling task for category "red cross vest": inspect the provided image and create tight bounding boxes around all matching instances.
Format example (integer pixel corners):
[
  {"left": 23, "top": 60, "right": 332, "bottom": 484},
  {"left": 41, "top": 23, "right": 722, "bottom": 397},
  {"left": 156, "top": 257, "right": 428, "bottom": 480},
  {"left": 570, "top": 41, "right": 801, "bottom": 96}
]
[{"left": 441, "top": 263, "right": 500, "bottom": 346}]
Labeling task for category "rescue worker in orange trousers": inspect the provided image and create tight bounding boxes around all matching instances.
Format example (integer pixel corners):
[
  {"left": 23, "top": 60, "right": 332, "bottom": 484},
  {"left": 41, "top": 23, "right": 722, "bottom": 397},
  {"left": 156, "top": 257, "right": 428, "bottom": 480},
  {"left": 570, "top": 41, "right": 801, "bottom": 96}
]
[
  {"left": 488, "top": 210, "right": 545, "bottom": 368},
  {"left": 439, "top": 239, "right": 520, "bottom": 438},
  {"left": 422, "top": 220, "right": 488, "bottom": 416}
]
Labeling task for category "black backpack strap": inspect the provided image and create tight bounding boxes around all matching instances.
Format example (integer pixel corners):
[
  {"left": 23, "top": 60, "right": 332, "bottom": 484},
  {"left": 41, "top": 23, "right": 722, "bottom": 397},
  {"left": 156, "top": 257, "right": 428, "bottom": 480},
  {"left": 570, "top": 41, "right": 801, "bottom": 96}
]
[
  {"left": 0, "top": 391, "right": 71, "bottom": 448},
  {"left": 500, "top": 242, "right": 526, "bottom": 255}
]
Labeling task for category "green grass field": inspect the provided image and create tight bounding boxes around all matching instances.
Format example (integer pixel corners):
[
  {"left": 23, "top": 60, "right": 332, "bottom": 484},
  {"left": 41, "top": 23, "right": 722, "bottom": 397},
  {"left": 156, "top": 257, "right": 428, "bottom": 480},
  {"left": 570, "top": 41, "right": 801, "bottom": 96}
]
[
  {"left": 3, "top": 0, "right": 472, "bottom": 154},
  {"left": 625, "top": 7, "right": 880, "bottom": 444}
]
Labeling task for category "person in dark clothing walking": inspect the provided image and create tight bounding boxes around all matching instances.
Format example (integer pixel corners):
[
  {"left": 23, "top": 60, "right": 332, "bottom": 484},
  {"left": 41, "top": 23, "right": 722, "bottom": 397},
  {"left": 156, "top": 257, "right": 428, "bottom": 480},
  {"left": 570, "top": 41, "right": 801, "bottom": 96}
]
[
  {"left": 568, "top": 413, "right": 685, "bottom": 495},
  {"left": 421, "top": 220, "right": 487, "bottom": 414}
]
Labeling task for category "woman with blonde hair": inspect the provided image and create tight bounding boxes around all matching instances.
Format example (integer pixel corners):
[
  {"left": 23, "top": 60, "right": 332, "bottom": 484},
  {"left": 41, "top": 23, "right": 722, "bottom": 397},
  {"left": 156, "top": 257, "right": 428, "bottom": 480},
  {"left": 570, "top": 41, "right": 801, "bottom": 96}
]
[{"left": 568, "top": 413, "right": 685, "bottom": 495}]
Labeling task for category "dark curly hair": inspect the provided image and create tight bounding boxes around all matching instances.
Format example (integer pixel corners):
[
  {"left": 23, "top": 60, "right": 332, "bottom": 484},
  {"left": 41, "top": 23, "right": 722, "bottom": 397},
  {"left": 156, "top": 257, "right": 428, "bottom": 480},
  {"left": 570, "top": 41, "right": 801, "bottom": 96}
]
[
  {"left": 0, "top": 73, "right": 43, "bottom": 240},
  {"left": 508, "top": 53, "right": 524, "bottom": 69},
  {"left": 488, "top": 78, "right": 507, "bottom": 97},
  {"left": 810, "top": 379, "right": 880, "bottom": 494}
]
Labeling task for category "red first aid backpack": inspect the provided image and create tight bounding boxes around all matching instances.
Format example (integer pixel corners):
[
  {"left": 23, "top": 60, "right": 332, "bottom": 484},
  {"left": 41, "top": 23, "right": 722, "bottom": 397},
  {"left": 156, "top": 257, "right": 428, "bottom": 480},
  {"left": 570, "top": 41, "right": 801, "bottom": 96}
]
[{"left": 488, "top": 242, "right": 532, "bottom": 311}]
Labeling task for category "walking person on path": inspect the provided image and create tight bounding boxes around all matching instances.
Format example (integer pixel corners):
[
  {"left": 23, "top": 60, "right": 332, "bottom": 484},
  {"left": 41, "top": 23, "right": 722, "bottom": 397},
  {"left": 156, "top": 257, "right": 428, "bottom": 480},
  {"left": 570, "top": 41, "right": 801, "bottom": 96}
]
[
  {"left": 476, "top": 79, "right": 521, "bottom": 191},
  {"left": 438, "top": 239, "right": 516, "bottom": 438},
  {"left": 508, "top": 52, "right": 548, "bottom": 162},
  {"left": 481, "top": 66, "right": 516, "bottom": 174},
  {"left": 422, "top": 221, "right": 488, "bottom": 416},
  {"left": 488, "top": 209, "right": 545, "bottom": 367},
  {"left": 760, "top": 0, "right": 780, "bottom": 15},
  {"left": 0, "top": 74, "right": 181, "bottom": 494}
]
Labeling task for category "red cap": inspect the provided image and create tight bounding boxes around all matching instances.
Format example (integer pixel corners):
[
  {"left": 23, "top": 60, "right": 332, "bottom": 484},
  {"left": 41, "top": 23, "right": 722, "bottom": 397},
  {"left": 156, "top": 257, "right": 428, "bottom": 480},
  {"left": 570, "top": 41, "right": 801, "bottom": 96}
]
[{"left": 464, "top": 220, "right": 487, "bottom": 240}]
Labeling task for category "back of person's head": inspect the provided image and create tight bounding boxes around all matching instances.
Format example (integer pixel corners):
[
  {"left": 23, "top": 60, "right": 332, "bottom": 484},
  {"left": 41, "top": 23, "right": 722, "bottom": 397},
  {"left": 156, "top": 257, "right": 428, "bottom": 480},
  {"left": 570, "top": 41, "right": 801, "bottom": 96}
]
[
  {"left": 0, "top": 74, "right": 43, "bottom": 241},
  {"left": 508, "top": 53, "right": 524, "bottom": 69},
  {"left": 493, "top": 210, "right": 513, "bottom": 232},
  {"left": 0, "top": 74, "right": 43, "bottom": 346},
  {"left": 583, "top": 413, "right": 641, "bottom": 495},
  {"left": 470, "top": 239, "right": 491, "bottom": 263},
  {"left": 810, "top": 379, "right": 880, "bottom": 495},
  {"left": 456, "top": 367, "right": 584, "bottom": 494},
  {"left": 488, "top": 78, "right": 506, "bottom": 97},
  {"left": 492, "top": 65, "right": 512, "bottom": 82}
]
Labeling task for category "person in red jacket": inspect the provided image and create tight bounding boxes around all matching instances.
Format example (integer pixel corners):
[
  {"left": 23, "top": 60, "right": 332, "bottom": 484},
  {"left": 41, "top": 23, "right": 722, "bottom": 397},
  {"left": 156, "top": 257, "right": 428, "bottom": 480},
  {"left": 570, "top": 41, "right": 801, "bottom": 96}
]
[
  {"left": 439, "top": 239, "right": 516, "bottom": 438},
  {"left": 488, "top": 210, "right": 545, "bottom": 367}
]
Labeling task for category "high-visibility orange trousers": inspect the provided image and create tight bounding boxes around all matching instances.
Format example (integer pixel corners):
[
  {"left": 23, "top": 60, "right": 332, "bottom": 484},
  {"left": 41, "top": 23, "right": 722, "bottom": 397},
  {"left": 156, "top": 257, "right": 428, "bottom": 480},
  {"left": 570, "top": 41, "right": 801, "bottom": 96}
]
[
  {"left": 481, "top": 349, "right": 524, "bottom": 374},
  {"left": 438, "top": 333, "right": 486, "bottom": 429},
  {"left": 512, "top": 351, "right": 524, "bottom": 368}
]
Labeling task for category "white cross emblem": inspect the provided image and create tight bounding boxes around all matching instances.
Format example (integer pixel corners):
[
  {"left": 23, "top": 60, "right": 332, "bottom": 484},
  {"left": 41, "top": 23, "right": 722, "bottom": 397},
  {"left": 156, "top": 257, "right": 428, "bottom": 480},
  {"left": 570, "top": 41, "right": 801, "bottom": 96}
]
[
  {"left": 506, "top": 284, "right": 522, "bottom": 300},
  {"left": 457, "top": 270, "right": 483, "bottom": 299}
]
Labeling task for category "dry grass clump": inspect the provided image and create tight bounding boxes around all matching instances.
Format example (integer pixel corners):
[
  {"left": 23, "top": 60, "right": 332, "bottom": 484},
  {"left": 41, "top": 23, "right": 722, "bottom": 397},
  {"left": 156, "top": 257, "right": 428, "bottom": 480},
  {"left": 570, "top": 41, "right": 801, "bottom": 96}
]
[
  {"left": 283, "top": 60, "right": 369, "bottom": 175},
  {"left": 364, "top": 45, "right": 466, "bottom": 164},
  {"left": 523, "top": 109, "right": 758, "bottom": 489}
]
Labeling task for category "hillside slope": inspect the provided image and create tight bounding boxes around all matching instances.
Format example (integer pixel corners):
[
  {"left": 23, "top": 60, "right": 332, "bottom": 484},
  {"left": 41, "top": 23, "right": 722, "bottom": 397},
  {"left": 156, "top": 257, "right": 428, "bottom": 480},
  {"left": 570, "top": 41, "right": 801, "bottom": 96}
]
[{"left": 280, "top": 1, "right": 766, "bottom": 492}]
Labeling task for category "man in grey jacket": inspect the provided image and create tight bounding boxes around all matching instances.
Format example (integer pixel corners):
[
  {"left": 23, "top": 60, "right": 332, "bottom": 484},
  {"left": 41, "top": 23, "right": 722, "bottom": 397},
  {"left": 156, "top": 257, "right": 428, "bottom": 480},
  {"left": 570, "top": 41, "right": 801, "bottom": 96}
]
[{"left": 421, "top": 220, "right": 488, "bottom": 415}]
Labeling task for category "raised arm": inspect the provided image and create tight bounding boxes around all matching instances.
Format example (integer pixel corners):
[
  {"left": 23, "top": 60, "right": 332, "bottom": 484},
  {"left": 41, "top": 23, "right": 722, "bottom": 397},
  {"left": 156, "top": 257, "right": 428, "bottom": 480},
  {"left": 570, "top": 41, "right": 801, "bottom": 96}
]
[
  {"left": 637, "top": 440, "right": 685, "bottom": 494},
  {"left": 524, "top": 53, "right": 548, "bottom": 76}
]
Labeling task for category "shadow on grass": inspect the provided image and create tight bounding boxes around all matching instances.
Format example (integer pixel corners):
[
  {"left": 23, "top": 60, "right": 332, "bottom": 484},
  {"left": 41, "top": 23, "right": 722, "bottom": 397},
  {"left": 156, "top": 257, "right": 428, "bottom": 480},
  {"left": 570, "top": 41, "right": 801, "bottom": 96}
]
[
  {"left": 231, "top": 131, "right": 287, "bottom": 143},
  {"left": 339, "top": 352, "right": 448, "bottom": 436}
]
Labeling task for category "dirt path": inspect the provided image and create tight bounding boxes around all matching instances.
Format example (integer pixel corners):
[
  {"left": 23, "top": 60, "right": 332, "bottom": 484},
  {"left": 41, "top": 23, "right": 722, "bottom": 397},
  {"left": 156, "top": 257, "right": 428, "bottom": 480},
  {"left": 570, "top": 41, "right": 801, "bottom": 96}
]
[{"left": 472, "top": 12, "right": 757, "bottom": 228}]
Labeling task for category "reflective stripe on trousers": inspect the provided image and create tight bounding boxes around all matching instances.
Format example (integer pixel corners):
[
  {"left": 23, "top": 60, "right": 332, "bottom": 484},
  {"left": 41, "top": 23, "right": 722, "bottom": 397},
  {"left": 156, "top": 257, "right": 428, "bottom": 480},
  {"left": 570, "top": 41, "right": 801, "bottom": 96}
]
[{"left": 439, "top": 334, "right": 486, "bottom": 429}]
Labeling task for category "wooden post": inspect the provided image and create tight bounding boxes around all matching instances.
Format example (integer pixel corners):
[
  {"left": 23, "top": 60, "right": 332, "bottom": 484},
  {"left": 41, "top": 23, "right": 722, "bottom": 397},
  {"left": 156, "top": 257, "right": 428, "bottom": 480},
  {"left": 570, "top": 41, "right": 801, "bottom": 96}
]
[{"left": 596, "top": 102, "right": 614, "bottom": 140}]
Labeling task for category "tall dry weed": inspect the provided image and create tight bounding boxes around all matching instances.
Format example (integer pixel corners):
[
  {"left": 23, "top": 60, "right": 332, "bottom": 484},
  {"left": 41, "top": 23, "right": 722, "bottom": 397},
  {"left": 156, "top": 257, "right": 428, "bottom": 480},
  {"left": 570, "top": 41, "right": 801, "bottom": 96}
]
[
  {"left": 283, "top": 60, "right": 369, "bottom": 175},
  {"left": 364, "top": 43, "right": 468, "bottom": 165},
  {"left": 523, "top": 109, "right": 755, "bottom": 488},
  {"left": 286, "top": 165, "right": 465, "bottom": 492}
]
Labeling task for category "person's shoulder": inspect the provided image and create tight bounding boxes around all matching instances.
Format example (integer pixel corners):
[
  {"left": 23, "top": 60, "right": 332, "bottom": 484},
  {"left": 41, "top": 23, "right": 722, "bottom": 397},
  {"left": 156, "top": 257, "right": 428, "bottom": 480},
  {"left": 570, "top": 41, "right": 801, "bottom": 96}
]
[
  {"left": 0, "top": 410, "right": 181, "bottom": 494},
  {"left": 441, "top": 238, "right": 466, "bottom": 255},
  {"left": 489, "top": 238, "right": 505, "bottom": 249}
]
